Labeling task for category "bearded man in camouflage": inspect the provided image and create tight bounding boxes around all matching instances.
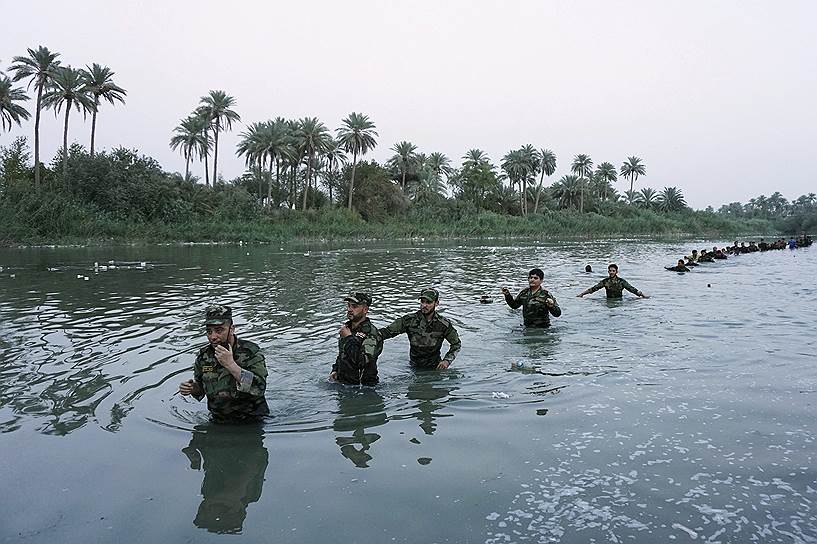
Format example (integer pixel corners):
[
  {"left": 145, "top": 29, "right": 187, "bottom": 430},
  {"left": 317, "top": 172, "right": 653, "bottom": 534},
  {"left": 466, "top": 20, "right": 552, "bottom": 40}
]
[
  {"left": 577, "top": 263, "right": 649, "bottom": 299},
  {"left": 502, "top": 268, "right": 562, "bottom": 328},
  {"left": 381, "top": 288, "right": 461, "bottom": 370},
  {"left": 330, "top": 293, "right": 384, "bottom": 386},
  {"left": 179, "top": 305, "right": 270, "bottom": 422}
]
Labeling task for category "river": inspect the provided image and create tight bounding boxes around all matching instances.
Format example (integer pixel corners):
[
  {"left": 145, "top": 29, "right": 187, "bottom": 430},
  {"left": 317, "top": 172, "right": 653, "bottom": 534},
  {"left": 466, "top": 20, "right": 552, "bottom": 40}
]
[{"left": 1, "top": 239, "right": 815, "bottom": 543}]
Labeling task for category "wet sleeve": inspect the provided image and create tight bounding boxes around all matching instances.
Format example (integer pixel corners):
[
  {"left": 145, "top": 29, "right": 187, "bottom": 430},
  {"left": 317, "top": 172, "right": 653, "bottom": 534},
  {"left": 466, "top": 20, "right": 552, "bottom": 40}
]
[
  {"left": 361, "top": 332, "right": 381, "bottom": 363},
  {"left": 193, "top": 354, "right": 205, "bottom": 401},
  {"left": 342, "top": 337, "right": 367, "bottom": 369},
  {"left": 622, "top": 279, "right": 640, "bottom": 295},
  {"left": 236, "top": 350, "right": 267, "bottom": 396},
  {"left": 442, "top": 324, "right": 461, "bottom": 364},
  {"left": 380, "top": 316, "right": 406, "bottom": 339},
  {"left": 587, "top": 280, "right": 605, "bottom": 294},
  {"left": 548, "top": 296, "right": 562, "bottom": 317},
  {"left": 505, "top": 290, "right": 524, "bottom": 309}
]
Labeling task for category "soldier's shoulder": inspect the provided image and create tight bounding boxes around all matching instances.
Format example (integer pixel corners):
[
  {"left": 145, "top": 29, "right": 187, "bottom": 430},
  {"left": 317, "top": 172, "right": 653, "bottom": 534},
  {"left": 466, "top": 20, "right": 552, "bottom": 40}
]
[
  {"left": 197, "top": 344, "right": 211, "bottom": 357},
  {"left": 435, "top": 313, "right": 455, "bottom": 328},
  {"left": 237, "top": 339, "right": 262, "bottom": 355}
]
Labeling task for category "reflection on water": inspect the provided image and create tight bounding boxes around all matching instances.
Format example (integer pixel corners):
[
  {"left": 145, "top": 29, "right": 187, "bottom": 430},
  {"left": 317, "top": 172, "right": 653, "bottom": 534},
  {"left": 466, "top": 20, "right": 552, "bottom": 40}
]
[
  {"left": 333, "top": 387, "right": 387, "bottom": 468},
  {"left": 182, "top": 423, "right": 268, "bottom": 534},
  {"left": 1, "top": 241, "right": 816, "bottom": 543}
]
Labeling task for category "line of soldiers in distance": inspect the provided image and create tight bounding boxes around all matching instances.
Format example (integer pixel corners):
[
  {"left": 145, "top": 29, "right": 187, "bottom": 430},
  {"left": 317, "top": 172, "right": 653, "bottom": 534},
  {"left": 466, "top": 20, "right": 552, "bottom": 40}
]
[{"left": 665, "top": 235, "right": 813, "bottom": 272}]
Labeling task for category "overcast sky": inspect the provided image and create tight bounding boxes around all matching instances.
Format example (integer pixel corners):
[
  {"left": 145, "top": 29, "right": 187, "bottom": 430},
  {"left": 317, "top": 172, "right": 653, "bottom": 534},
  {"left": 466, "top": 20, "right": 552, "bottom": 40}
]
[{"left": 2, "top": 1, "right": 815, "bottom": 208}]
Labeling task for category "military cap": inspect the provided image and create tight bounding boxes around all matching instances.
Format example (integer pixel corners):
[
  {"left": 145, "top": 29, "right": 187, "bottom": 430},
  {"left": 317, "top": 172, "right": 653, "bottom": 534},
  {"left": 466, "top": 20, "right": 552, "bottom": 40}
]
[
  {"left": 343, "top": 292, "right": 372, "bottom": 306},
  {"left": 419, "top": 288, "right": 439, "bottom": 302},
  {"left": 204, "top": 305, "right": 233, "bottom": 325}
]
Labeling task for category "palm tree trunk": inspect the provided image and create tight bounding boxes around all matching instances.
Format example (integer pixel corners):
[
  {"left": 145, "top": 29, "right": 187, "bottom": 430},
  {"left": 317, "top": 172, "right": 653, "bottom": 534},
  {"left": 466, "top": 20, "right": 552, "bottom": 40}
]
[
  {"left": 213, "top": 121, "right": 220, "bottom": 185},
  {"left": 34, "top": 81, "right": 43, "bottom": 190},
  {"left": 401, "top": 169, "right": 406, "bottom": 190},
  {"left": 533, "top": 170, "right": 546, "bottom": 214},
  {"left": 258, "top": 158, "right": 264, "bottom": 205},
  {"left": 203, "top": 127, "right": 210, "bottom": 187},
  {"left": 184, "top": 152, "right": 190, "bottom": 180},
  {"left": 629, "top": 176, "right": 634, "bottom": 202},
  {"left": 268, "top": 158, "right": 278, "bottom": 208},
  {"left": 347, "top": 152, "right": 358, "bottom": 210},
  {"left": 62, "top": 100, "right": 71, "bottom": 182},
  {"left": 90, "top": 98, "right": 99, "bottom": 157},
  {"left": 579, "top": 178, "right": 584, "bottom": 214},
  {"left": 302, "top": 152, "right": 312, "bottom": 210}
]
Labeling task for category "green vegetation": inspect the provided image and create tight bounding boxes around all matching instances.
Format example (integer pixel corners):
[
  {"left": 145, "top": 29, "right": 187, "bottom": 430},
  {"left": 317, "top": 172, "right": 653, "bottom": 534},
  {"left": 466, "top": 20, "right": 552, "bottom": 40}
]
[{"left": 0, "top": 44, "right": 812, "bottom": 245}]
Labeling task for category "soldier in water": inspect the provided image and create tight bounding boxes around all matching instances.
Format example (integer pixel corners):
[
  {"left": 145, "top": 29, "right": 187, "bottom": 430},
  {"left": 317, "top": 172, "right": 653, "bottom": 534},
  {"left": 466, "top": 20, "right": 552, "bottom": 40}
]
[
  {"left": 666, "top": 259, "right": 691, "bottom": 272},
  {"left": 577, "top": 263, "right": 649, "bottom": 299},
  {"left": 502, "top": 268, "right": 562, "bottom": 327},
  {"left": 380, "top": 288, "right": 461, "bottom": 370},
  {"left": 178, "top": 305, "right": 270, "bottom": 423},
  {"left": 329, "top": 293, "right": 383, "bottom": 386}
]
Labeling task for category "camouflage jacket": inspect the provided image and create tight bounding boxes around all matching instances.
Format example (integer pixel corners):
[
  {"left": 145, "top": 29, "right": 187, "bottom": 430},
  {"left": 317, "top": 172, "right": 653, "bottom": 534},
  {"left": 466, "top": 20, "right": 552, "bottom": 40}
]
[
  {"left": 504, "top": 288, "right": 562, "bottom": 327},
  {"left": 381, "top": 311, "right": 461, "bottom": 368},
  {"left": 587, "top": 276, "right": 641, "bottom": 298},
  {"left": 666, "top": 265, "right": 690, "bottom": 272},
  {"left": 193, "top": 338, "right": 270, "bottom": 423},
  {"left": 332, "top": 318, "right": 383, "bottom": 386}
]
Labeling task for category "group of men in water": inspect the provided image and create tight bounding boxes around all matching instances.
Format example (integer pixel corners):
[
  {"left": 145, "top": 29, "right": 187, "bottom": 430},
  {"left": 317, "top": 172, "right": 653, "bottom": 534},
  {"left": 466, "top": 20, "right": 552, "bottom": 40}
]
[
  {"left": 179, "top": 262, "right": 651, "bottom": 422},
  {"left": 666, "top": 235, "right": 813, "bottom": 272}
]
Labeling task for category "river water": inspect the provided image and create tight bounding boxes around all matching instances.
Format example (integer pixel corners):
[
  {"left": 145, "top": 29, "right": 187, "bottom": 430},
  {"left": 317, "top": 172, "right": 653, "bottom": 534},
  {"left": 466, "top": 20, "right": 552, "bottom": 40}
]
[{"left": 1, "top": 239, "right": 815, "bottom": 543}]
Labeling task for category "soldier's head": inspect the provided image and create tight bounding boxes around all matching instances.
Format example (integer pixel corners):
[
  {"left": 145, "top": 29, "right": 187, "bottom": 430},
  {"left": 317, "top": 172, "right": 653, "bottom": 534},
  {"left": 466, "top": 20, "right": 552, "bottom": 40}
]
[
  {"left": 418, "top": 288, "right": 439, "bottom": 315},
  {"left": 692, "top": 249, "right": 698, "bottom": 256},
  {"left": 607, "top": 263, "right": 619, "bottom": 277},
  {"left": 528, "top": 268, "right": 544, "bottom": 289},
  {"left": 204, "top": 305, "right": 235, "bottom": 346},
  {"left": 678, "top": 259, "right": 686, "bottom": 266},
  {"left": 343, "top": 292, "right": 371, "bottom": 323},
  {"left": 584, "top": 265, "right": 592, "bottom": 273}
]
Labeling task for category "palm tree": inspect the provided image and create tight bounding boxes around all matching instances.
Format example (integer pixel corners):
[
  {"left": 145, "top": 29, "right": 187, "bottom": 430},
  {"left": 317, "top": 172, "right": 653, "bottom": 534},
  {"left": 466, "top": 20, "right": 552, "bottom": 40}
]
[
  {"left": 170, "top": 114, "right": 208, "bottom": 180},
  {"left": 637, "top": 187, "right": 658, "bottom": 209},
  {"left": 552, "top": 174, "right": 582, "bottom": 210},
  {"left": 570, "top": 154, "right": 593, "bottom": 213},
  {"left": 0, "top": 75, "right": 31, "bottom": 131},
  {"left": 518, "top": 144, "right": 540, "bottom": 215},
  {"left": 295, "top": 117, "right": 330, "bottom": 209},
  {"left": 501, "top": 148, "right": 534, "bottom": 215},
  {"left": 9, "top": 46, "right": 61, "bottom": 189},
  {"left": 41, "top": 66, "right": 95, "bottom": 179},
  {"left": 236, "top": 121, "right": 267, "bottom": 202},
  {"left": 259, "top": 119, "right": 291, "bottom": 207},
  {"left": 81, "top": 63, "right": 126, "bottom": 156},
  {"left": 462, "top": 148, "right": 489, "bottom": 166},
  {"left": 336, "top": 112, "right": 377, "bottom": 210},
  {"left": 427, "top": 152, "right": 452, "bottom": 180},
  {"left": 620, "top": 156, "right": 646, "bottom": 203},
  {"left": 533, "top": 149, "right": 556, "bottom": 213},
  {"left": 322, "top": 137, "right": 347, "bottom": 204},
  {"left": 198, "top": 90, "right": 240, "bottom": 185},
  {"left": 657, "top": 186, "right": 686, "bottom": 212},
  {"left": 389, "top": 141, "right": 418, "bottom": 191},
  {"left": 595, "top": 162, "right": 617, "bottom": 201}
]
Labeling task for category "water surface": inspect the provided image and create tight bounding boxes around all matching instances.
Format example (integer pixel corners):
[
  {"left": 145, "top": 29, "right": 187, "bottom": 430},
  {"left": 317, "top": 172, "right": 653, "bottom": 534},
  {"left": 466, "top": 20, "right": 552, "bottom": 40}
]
[{"left": 1, "top": 240, "right": 815, "bottom": 543}]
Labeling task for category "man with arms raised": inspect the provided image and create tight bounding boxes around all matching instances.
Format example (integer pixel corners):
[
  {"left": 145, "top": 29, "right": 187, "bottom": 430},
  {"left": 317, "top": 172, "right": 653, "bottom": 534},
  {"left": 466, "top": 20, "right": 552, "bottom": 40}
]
[
  {"left": 330, "top": 292, "right": 383, "bottom": 386},
  {"left": 502, "top": 268, "right": 562, "bottom": 328},
  {"left": 381, "top": 288, "right": 461, "bottom": 370},
  {"left": 577, "top": 263, "right": 649, "bottom": 299},
  {"left": 179, "top": 305, "right": 269, "bottom": 422}
]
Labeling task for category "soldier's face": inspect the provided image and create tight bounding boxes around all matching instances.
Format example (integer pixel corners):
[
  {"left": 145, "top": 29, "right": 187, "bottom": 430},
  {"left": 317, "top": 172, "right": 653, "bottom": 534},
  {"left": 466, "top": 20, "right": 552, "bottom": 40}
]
[
  {"left": 528, "top": 275, "right": 542, "bottom": 289},
  {"left": 346, "top": 302, "right": 368, "bottom": 322},
  {"left": 608, "top": 267, "right": 617, "bottom": 277},
  {"left": 206, "top": 322, "right": 233, "bottom": 346},
  {"left": 419, "top": 299, "right": 438, "bottom": 315}
]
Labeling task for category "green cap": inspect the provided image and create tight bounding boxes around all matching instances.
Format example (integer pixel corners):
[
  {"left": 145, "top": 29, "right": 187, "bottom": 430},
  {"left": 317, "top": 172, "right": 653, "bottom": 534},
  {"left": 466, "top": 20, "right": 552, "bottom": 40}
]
[
  {"left": 204, "top": 304, "right": 232, "bottom": 325},
  {"left": 343, "top": 292, "right": 372, "bottom": 306},
  {"left": 419, "top": 288, "right": 439, "bottom": 302}
]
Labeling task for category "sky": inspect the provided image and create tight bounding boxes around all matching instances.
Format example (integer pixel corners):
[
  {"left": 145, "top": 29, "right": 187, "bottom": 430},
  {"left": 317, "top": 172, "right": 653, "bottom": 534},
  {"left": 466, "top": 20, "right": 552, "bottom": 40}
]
[{"left": 2, "top": 0, "right": 816, "bottom": 209}]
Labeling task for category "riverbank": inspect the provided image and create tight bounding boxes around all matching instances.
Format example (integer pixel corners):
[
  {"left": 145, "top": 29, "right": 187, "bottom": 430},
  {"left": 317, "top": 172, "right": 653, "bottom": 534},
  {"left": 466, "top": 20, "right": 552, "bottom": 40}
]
[{"left": 0, "top": 205, "right": 779, "bottom": 246}]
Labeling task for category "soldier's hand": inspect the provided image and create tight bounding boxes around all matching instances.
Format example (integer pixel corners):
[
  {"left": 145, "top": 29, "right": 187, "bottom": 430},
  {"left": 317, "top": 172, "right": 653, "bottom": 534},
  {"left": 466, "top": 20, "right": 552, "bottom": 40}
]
[
  {"left": 214, "top": 344, "right": 236, "bottom": 367},
  {"left": 339, "top": 325, "right": 351, "bottom": 337},
  {"left": 179, "top": 379, "right": 196, "bottom": 396},
  {"left": 437, "top": 360, "right": 451, "bottom": 370},
  {"left": 501, "top": 287, "right": 510, "bottom": 295},
  {"left": 329, "top": 371, "right": 338, "bottom": 381},
  {"left": 545, "top": 297, "right": 555, "bottom": 307}
]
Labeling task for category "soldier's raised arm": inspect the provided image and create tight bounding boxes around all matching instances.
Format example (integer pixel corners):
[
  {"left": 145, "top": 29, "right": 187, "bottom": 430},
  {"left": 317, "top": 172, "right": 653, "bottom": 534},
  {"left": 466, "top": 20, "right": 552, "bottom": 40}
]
[{"left": 380, "top": 315, "right": 407, "bottom": 340}]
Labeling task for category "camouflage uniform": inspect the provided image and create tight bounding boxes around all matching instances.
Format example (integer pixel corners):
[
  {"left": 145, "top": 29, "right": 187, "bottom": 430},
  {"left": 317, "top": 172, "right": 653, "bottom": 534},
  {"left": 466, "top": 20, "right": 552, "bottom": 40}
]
[
  {"left": 504, "top": 288, "right": 562, "bottom": 327},
  {"left": 586, "top": 276, "right": 642, "bottom": 298},
  {"left": 665, "top": 265, "right": 690, "bottom": 272},
  {"left": 381, "top": 311, "right": 461, "bottom": 368},
  {"left": 193, "top": 338, "right": 270, "bottom": 423},
  {"left": 333, "top": 317, "right": 383, "bottom": 386}
]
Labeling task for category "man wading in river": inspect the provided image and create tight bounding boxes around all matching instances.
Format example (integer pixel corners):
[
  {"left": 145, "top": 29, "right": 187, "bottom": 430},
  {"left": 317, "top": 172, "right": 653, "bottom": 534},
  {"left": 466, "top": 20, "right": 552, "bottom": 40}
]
[
  {"left": 577, "top": 263, "right": 649, "bottom": 299},
  {"left": 502, "top": 268, "right": 562, "bottom": 328},
  {"left": 381, "top": 288, "right": 461, "bottom": 369},
  {"left": 330, "top": 293, "right": 383, "bottom": 386},
  {"left": 178, "top": 305, "right": 270, "bottom": 422}
]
